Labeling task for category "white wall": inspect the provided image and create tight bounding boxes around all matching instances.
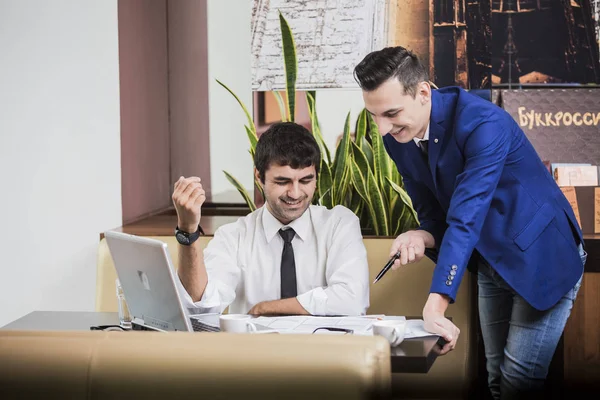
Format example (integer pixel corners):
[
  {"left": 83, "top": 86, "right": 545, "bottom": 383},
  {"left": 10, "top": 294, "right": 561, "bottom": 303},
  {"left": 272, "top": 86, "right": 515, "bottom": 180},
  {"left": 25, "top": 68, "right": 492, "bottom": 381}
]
[
  {"left": 207, "top": 0, "right": 254, "bottom": 203},
  {"left": 0, "top": 0, "right": 122, "bottom": 326},
  {"left": 315, "top": 89, "right": 367, "bottom": 154}
]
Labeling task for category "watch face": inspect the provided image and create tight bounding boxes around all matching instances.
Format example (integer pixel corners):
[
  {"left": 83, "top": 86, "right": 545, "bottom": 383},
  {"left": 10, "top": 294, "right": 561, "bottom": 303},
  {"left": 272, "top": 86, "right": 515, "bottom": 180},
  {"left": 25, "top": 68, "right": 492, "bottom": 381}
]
[{"left": 176, "top": 232, "right": 189, "bottom": 245}]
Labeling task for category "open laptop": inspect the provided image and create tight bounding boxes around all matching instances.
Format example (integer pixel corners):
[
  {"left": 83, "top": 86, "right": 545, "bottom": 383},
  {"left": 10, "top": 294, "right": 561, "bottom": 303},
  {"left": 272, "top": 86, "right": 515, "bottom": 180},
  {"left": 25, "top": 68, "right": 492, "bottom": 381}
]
[{"left": 104, "top": 231, "right": 220, "bottom": 333}]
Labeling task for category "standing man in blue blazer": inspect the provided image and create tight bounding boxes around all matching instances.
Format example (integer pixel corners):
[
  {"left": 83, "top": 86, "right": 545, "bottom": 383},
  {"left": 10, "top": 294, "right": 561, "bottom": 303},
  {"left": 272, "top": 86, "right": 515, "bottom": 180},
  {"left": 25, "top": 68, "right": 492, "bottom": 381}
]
[{"left": 354, "top": 46, "right": 586, "bottom": 399}]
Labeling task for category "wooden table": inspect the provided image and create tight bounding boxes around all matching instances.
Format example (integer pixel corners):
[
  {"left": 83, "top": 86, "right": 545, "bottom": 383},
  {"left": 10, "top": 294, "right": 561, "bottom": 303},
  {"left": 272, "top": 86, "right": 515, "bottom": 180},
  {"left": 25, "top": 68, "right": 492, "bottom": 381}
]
[{"left": 2, "top": 311, "right": 444, "bottom": 374}]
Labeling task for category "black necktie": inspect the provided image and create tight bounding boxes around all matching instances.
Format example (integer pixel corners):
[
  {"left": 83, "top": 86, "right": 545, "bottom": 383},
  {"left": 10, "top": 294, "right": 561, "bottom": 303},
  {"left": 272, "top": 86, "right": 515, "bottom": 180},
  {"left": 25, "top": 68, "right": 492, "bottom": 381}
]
[
  {"left": 420, "top": 139, "right": 429, "bottom": 155},
  {"left": 279, "top": 228, "right": 297, "bottom": 298},
  {"left": 419, "top": 140, "right": 429, "bottom": 167}
]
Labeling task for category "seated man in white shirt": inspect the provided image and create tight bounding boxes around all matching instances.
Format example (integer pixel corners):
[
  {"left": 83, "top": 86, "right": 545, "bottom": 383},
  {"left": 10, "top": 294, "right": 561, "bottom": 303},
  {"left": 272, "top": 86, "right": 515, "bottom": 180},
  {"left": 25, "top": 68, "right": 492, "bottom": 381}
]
[{"left": 172, "top": 122, "right": 370, "bottom": 316}]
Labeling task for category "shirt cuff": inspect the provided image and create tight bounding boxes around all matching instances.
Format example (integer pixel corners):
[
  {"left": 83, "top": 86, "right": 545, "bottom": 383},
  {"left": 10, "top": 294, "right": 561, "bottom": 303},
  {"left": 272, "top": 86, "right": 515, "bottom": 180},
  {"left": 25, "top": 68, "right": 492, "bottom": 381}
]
[
  {"left": 296, "top": 287, "right": 328, "bottom": 316},
  {"left": 174, "top": 275, "right": 222, "bottom": 314}
]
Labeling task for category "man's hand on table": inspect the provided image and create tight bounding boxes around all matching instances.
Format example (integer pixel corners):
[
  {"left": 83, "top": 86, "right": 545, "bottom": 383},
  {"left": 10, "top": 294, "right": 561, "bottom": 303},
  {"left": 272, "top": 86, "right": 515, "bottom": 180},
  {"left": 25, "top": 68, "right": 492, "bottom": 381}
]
[
  {"left": 423, "top": 293, "right": 460, "bottom": 355},
  {"left": 248, "top": 298, "right": 309, "bottom": 316}
]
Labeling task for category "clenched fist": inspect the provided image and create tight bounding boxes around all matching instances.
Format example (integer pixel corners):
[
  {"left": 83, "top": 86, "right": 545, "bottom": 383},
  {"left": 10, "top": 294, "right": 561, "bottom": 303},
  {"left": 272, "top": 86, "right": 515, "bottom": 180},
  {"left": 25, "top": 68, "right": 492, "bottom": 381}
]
[{"left": 172, "top": 176, "right": 206, "bottom": 233}]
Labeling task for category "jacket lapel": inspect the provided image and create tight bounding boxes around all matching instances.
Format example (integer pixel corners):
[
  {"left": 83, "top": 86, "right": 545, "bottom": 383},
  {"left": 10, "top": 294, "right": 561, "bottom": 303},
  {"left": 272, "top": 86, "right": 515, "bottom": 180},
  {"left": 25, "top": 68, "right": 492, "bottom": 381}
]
[{"left": 428, "top": 90, "right": 447, "bottom": 192}]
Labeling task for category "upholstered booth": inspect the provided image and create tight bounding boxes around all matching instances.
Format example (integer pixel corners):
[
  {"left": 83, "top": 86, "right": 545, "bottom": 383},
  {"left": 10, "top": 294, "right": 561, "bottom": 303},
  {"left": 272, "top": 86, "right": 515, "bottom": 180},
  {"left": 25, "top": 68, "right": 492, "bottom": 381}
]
[{"left": 0, "top": 329, "right": 391, "bottom": 399}]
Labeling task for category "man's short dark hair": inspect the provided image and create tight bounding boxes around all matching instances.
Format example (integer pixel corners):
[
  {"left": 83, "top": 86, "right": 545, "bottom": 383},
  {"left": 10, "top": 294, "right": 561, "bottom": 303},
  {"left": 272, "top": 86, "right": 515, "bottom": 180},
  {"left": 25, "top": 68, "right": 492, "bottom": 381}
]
[
  {"left": 254, "top": 122, "right": 321, "bottom": 182},
  {"left": 353, "top": 46, "right": 428, "bottom": 96}
]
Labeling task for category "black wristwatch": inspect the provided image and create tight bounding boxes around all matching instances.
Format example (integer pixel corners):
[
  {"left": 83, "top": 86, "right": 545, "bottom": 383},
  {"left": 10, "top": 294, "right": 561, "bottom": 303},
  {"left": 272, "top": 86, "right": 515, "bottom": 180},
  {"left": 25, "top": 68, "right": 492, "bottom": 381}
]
[{"left": 175, "top": 225, "right": 204, "bottom": 246}]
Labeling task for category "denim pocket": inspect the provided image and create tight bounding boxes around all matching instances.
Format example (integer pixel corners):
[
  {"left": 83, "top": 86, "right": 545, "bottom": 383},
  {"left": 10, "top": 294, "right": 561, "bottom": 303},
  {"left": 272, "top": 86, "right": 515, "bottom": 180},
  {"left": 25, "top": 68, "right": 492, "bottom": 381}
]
[
  {"left": 580, "top": 251, "right": 588, "bottom": 267},
  {"left": 566, "top": 246, "right": 587, "bottom": 299},
  {"left": 571, "top": 273, "right": 584, "bottom": 299},
  {"left": 579, "top": 243, "right": 587, "bottom": 267},
  {"left": 476, "top": 256, "right": 493, "bottom": 279}
]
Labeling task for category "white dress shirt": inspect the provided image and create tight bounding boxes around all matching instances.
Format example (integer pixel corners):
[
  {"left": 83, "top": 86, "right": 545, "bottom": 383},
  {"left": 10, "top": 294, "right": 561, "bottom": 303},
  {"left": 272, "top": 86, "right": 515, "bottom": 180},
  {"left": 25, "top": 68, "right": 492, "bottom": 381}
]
[
  {"left": 413, "top": 123, "right": 430, "bottom": 149},
  {"left": 175, "top": 205, "right": 370, "bottom": 316}
]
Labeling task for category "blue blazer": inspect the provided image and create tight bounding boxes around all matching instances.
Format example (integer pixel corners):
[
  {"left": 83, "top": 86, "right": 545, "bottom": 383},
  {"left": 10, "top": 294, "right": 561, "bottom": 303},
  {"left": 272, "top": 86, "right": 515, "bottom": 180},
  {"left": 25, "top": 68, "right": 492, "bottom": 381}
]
[{"left": 383, "top": 87, "right": 584, "bottom": 311}]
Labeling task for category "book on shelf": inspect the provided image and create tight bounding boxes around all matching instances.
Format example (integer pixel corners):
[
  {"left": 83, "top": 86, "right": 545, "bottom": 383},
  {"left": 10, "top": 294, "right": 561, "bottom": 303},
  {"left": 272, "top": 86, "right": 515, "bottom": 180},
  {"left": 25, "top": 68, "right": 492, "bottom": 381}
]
[{"left": 553, "top": 165, "right": 598, "bottom": 187}]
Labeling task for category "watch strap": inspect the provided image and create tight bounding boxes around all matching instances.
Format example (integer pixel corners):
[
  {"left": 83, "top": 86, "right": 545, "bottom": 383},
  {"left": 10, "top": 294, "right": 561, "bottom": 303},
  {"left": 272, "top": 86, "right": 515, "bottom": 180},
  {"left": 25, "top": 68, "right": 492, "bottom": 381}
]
[{"left": 175, "top": 225, "right": 204, "bottom": 245}]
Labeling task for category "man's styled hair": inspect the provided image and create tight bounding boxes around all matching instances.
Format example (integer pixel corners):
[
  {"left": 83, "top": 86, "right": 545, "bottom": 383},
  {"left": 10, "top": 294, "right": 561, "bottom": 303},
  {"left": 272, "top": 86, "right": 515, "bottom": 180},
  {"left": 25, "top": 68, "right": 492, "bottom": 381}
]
[
  {"left": 353, "top": 46, "right": 428, "bottom": 97},
  {"left": 254, "top": 122, "right": 321, "bottom": 183}
]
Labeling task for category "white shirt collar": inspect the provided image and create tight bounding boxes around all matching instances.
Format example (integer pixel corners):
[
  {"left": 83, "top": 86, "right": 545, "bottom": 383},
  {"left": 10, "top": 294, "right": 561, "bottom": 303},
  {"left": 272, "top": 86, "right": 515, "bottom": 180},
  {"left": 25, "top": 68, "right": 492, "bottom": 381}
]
[
  {"left": 413, "top": 123, "right": 430, "bottom": 145},
  {"left": 262, "top": 205, "right": 310, "bottom": 243}
]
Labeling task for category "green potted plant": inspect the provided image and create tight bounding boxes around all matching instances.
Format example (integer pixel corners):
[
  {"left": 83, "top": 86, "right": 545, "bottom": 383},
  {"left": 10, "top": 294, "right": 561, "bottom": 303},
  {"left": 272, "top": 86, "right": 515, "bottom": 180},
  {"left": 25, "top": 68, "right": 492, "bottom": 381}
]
[{"left": 217, "top": 12, "right": 418, "bottom": 236}]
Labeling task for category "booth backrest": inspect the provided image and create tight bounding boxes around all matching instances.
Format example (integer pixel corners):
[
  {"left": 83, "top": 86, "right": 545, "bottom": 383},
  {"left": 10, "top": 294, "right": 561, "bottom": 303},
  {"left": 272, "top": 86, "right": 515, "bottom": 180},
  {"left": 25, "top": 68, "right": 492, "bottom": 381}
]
[{"left": 0, "top": 329, "right": 391, "bottom": 400}]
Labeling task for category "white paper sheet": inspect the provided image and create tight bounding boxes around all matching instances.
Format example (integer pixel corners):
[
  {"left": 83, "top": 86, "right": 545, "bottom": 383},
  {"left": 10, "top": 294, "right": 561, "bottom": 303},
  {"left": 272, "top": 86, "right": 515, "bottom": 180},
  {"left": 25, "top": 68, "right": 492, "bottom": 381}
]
[
  {"left": 403, "top": 319, "right": 438, "bottom": 338},
  {"left": 251, "top": 315, "right": 383, "bottom": 335}
]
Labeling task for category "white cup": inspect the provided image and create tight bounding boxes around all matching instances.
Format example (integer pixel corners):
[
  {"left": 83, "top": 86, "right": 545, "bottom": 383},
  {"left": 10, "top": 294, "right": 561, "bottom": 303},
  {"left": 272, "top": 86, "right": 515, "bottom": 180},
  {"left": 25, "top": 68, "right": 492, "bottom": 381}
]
[
  {"left": 373, "top": 320, "right": 406, "bottom": 346},
  {"left": 219, "top": 314, "right": 259, "bottom": 333}
]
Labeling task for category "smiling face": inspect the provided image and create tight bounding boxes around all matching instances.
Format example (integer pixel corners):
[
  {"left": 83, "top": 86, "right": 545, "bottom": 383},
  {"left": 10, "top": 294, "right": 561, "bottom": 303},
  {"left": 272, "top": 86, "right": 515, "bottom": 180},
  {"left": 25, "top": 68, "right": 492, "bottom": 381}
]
[
  {"left": 256, "top": 163, "right": 317, "bottom": 225},
  {"left": 362, "top": 78, "right": 432, "bottom": 143}
]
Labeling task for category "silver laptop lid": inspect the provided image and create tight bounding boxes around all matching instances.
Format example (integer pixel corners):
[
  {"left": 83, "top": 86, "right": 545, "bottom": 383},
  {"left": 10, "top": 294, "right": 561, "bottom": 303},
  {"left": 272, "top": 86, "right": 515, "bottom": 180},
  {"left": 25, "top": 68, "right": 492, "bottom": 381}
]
[{"left": 104, "top": 231, "right": 192, "bottom": 332}]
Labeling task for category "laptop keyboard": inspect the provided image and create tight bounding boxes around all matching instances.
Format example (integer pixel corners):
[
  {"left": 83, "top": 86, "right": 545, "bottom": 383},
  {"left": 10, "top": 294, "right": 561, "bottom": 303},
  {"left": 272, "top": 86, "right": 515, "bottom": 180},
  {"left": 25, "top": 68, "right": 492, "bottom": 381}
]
[{"left": 190, "top": 317, "right": 220, "bottom": 332}]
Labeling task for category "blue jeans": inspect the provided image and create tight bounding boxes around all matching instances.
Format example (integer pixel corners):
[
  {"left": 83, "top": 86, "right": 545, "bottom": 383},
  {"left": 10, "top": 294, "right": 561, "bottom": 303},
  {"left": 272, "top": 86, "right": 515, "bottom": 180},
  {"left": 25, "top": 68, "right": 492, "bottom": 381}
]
[{"left": 477, "top": 245, "right": 586, "bottom": 400}]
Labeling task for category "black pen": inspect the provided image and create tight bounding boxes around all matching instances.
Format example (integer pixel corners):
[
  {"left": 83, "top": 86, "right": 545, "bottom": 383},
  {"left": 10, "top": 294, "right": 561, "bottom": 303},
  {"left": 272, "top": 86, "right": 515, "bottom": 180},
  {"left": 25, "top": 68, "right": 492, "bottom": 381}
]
[{"left": 373, "top": 250, "right": 402, "bottom": 284}]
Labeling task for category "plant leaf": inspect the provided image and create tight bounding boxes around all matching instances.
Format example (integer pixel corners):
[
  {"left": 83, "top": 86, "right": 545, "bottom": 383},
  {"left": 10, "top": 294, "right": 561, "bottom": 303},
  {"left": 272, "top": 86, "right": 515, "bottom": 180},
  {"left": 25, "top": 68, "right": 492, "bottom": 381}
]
[
  {"left": 369, "top": 114, "right": 392, "bottom": 204},
  {"left": 319, "top": 188, "right": 333, "bottom": 209},
  {"left": 392, "top": 197, "right": 407, "bottom": 235},
  {"left": 388, "top": 192, "right": 407, "bottom": 235},
  {"left": 349, "top": 158, "right": 378, "bottom": 234},
  {"left": 349, "top": 160, "right": 370, "bottom": 208},
  {"left": 279, "top": 11, "right": 297, "bottom": 122},
  {"left": 360, "top": 137, "right": 374, "bottom": 172},
  {"left": 389, "top": 156, "right": 400, "bottom": 202},
  {"left": 245, "top": 125, "right": 258, "bottom": 155},
  {"left": 351, "top": 141, "right": 372, "bottom": 180},
  {"left": 355, "top": 133, "right": 392, "bottom": 236},
  {"left": 306, "top": 91, "right": 332, "bottom": 165},
  {"left": 349, "top": 191, "right": 363, "bottom": 216},
  {"left": 333, "top": 112, "right": 351, "bottom": 203},
  {"left": 399, "top": 207, "right": 419, "bottom": 234},
  {"left": 366, "top": 169, "right": 389, "bottom": 236},
  {"left": 355, "top": 109, "right": 367, "bottom": 145},
  {"left": 272, "top": 91, "right": 287, "bottom": 122},
  {"left": 223, "top": 171, "right": 256, "bottom": 212},
  {"left": 337, "top": 168, "right": 352, "bottom": 207},
  {"left": 216, "top": 79, "right": 257, "bottom": 138},
  {"left": 318, "top": 157, "right": 333, "bottom": 205},
  {"left": 348, "top": 146, "right": 381, "bottom": 233},
  {"left": 386, "top": 176, "right": 419, "bottom": 225}
]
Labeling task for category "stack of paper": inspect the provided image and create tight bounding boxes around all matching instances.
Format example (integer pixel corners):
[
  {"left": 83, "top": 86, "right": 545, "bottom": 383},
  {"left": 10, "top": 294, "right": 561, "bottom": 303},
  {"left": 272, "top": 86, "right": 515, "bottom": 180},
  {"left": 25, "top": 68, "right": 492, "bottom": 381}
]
[
  {"left": 252, "top": 315, "right": 378, "bottom": 335},
  {"left": 249, "top": 315, "right": 437, "bottom": 338}
]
